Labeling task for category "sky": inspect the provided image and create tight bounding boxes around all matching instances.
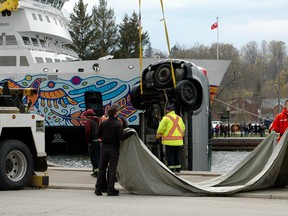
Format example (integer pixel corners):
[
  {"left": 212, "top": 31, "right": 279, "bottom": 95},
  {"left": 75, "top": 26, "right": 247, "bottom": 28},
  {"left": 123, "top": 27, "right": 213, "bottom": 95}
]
[{"left": 63, "top": 0, "right": 288, "bottom": 52}]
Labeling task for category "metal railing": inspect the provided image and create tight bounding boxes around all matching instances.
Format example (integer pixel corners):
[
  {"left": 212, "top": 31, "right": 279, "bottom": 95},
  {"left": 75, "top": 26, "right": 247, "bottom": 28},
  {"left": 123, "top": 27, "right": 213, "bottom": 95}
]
[{"left": 0, "top": 41, "right": 78, "bottom": 58}]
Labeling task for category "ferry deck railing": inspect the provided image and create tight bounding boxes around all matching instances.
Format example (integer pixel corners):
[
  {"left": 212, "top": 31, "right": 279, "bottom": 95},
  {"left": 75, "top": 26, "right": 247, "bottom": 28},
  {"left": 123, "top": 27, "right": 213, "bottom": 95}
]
[{"left": 0, "top": 41, "right": 78, "bottom": 59}]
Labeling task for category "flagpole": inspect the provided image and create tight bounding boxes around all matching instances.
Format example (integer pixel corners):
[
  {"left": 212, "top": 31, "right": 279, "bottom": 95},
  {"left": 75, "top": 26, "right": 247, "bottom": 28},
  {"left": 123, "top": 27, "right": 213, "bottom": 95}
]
[{"left": 216, "top": 17, "right": 219, "bottom": 60}]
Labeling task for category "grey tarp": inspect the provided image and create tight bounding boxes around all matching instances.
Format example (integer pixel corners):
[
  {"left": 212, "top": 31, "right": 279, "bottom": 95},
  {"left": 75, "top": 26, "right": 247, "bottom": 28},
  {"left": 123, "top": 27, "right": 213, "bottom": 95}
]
[{"left": 117, "top": 130, "right": 288, "bottom": 196}]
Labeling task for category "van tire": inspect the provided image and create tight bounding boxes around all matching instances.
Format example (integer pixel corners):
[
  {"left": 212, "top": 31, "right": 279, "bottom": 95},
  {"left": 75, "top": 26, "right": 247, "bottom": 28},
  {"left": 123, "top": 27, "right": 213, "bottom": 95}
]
[
  {"left": 153, "top": 64, "right": 173, "bottom": 88},
  {"left": 130, "top": 84, "right": 145, "bottom": 110},
  {"left": 176, "top": 80, "right": 198, "bottom": 108}
]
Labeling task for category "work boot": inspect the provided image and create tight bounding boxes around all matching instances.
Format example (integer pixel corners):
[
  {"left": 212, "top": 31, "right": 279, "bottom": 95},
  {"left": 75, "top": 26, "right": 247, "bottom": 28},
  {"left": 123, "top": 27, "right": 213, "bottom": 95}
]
[
  {"left": 175, "top": 168, "right": 181, "bottom": 173},
  {"left": 107, "top": 188, "right": 119, "bottom": 196},
  {"left": 111, "top": 188, "right": 119, "bottom": 193},
  {"left": 91, "top": 172, "right": 98, "bottom": 177},
  {"left": 94, "top": 189, "right": 102, "bottom": 196}
]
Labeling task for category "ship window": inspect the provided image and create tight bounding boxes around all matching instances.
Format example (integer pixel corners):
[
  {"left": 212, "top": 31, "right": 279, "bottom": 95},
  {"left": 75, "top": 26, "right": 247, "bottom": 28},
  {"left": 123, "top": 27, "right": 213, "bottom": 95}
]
[
  {"left": 57, "top": 1, "right": 63, "bottom": 9},
  {"left": 47, "top": 0, "right": 53, "bottom": 5},
  {"left": 45, "top": 58, "right": 53, "bottom": 63},
  {"left": 32, "top": 13, "right": 37, "bottom": 20},
  {"left": 39, "top": 39, "right": 46, "bottom": 47},
  {"left": 38, "top": 14, "right": 43, "bottom": 21},
  {"left": 59, "top": 20, "right": 63, "bottom": 27},
  {"left": 6, "top": 35, "right": 18, "bottom": 45},
  {"left": 54, "top": 59, "right": 60, "bottom": 62},
  {"left": 0, "top": 56, "right": 16, "bottom": 66},
  {"left": 0, "top": 36, "right": 3, "bottom": 46},
  {"left": 46, "top": 16, "right": 50, "bottom": 23},
  {"left": 35, "top": 57, "right": 44, "bottom": 63},
  {"left": 22, "top": 36, "right": 31, "bottom": 45},
  {"left": 59, "top": 1, "right": 64, "bottom": 9},
  {"left": 53, "top": 0, "right": 58, "bottom": 7},
  {"left": 20, "top": 56, "right": 29, "bottom": 66},
  {"left": 31, "top": 38, "right": 39, "bottom": 46}
]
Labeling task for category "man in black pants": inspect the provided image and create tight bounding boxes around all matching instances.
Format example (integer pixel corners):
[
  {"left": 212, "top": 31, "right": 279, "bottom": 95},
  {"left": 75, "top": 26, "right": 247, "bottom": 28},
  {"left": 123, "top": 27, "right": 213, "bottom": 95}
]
[
  {"left": 95, "top": 104, "right": 133, "bottom": 196},
  {"left": 84, "top": 109, "right": 99, "bottom": 177}
]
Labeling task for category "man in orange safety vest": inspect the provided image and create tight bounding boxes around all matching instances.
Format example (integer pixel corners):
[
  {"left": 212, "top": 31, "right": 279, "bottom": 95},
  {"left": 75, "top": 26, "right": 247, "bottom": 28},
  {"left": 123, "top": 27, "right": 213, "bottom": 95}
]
[{"left": 156, "top": 104, "right": 185, "bottom": 172}]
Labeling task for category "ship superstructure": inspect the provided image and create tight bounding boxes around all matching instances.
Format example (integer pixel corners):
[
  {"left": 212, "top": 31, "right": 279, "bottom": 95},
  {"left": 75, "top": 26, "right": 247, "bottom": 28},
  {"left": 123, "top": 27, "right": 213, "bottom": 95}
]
[{"left": 0, "top": 0, "right": 78, "bottom": 70}]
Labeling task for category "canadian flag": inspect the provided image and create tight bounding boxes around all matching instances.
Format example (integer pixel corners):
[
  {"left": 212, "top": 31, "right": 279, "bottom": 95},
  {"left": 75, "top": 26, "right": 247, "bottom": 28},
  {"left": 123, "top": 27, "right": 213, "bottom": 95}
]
[{"left": 211, "top": 22, "right": 218, "bottom": 30}]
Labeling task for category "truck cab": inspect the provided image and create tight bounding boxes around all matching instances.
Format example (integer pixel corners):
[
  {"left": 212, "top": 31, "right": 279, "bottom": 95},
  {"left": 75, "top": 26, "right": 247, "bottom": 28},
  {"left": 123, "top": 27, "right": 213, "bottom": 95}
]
[{"left": 0, "top": 81, "right": 47, "bottom": 190}]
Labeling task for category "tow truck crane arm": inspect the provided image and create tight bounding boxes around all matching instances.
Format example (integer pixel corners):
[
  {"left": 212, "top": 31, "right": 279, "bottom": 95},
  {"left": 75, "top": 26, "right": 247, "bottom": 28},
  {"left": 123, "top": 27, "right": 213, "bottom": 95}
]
[
  {"left": 0, "top": 82, "right": 37, "bottom": 113},
  {"left": 0, "top": 0, "right": 18, "bottom": 16},
  {"left": 0, "top": 87, "right": 38, "bottom": 97}
]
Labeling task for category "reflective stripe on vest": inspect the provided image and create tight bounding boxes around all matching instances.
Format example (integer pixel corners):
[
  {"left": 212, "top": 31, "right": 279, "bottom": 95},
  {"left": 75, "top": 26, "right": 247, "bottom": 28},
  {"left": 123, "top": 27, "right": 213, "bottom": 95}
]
[{"left": 161, "top": 115, "right": 183, "bottom": 141}]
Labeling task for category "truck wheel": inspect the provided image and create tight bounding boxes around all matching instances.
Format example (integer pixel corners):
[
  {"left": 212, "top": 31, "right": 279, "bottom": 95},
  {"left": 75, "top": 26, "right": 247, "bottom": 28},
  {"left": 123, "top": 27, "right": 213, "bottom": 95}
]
[
  {"left": 0, "top": 140, "right": 33, "bottom": 190},
  {"left": 153, "top": 64, "right": 173, "bottom": 89},
  {"left": 176, "top": 80, "right": 198, "bottom": 108}
]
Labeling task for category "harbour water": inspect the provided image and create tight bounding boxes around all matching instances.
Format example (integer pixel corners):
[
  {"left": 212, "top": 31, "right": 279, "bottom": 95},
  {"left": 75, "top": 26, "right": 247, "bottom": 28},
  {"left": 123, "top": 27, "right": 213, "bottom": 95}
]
[{"left": 47, "top": 151, "right": 250, "bottom": 172}]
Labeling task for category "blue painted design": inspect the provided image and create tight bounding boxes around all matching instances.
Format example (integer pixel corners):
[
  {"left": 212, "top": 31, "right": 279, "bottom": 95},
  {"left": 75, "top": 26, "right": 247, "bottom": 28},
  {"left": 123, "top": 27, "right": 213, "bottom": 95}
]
[
  {"left": 102, "top": 85, "right": 126, "bottom": 100},
  {"left": 128, "top": 115, "right": 137, "bottom": 122},
  {"left": 1, "top": 75, "right": 142, "bottom": 126},
  {"left": 96, "top": 79, "right": 105, "bottom": 85}
]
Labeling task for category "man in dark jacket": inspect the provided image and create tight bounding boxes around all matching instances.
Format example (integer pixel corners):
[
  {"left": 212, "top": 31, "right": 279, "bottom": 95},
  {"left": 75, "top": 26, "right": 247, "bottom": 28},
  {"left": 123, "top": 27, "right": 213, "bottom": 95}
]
[
  {"left": 84, "top": 109, "right": 99, "bottom": 177},
  {"left": 95, "top": 104, "right": 133, "bottom": 196}
]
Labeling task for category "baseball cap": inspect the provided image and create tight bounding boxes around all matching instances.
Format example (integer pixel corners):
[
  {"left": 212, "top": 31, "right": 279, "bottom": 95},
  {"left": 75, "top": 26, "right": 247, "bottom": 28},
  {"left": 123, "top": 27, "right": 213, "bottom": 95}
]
[
  {"left": 85, "top": 109, "right": 95, "bottom": 116},
  {"left": 166, "top": 104, "right": 175, "bottom": 111}
]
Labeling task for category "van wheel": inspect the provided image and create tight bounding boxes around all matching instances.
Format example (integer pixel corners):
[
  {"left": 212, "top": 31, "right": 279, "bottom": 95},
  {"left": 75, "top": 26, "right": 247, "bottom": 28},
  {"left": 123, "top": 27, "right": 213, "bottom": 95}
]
[
  {"left": 0, "top": 140, "right": 33, "bottom": 190},
  {"left": 130, "top": 84, "right": 145, "bottom": 110},
  {"left": 176, "top": 80, "right": 198, "bottom": 108},
  {"left": 153, "top": 64, "right": 173, "bottom": 88}
]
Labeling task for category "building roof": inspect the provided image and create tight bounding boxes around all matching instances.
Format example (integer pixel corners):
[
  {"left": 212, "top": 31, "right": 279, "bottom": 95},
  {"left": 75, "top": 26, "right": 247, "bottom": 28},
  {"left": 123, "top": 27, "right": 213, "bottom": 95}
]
[
  {"left": 261, "top": 98, "right": 288, "bottom": 109},
  {"left": 232, "top": 98, "right": 253, "bottom": 104}
]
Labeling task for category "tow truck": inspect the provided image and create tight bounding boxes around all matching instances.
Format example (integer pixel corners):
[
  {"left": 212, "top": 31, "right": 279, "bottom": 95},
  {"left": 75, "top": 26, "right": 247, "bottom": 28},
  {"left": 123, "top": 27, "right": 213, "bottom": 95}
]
[
  {"left": 0, "top": 81, "right": 47, "bottom": 190},
  {"left": 0, "top": 0, "right": 18, "bottom": 16}
]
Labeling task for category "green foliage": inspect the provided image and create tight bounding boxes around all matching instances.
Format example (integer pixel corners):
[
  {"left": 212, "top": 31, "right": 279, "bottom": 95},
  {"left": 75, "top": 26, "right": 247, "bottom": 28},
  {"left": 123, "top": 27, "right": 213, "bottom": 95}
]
[
  {"left": 68, "top": 0, "right": 93, "bottom": 60},
  {"left": 89, "top": 0, "right": 118, "bottom": 60},
  {"left": 115, "top": 12, "right": 150, "bottom": 58},
  {"left": 68, "top": 0, "right": 150, "bottom": 59}
]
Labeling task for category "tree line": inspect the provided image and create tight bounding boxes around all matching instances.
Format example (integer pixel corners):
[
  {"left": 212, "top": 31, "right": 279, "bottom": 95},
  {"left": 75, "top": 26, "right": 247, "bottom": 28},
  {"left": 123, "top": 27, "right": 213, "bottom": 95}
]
[
  {"left": 68, "top": 0, "right": 287, "bottom": 120},
  {"left": 68, "top": 0, "right": 150, "bottom": 60}
]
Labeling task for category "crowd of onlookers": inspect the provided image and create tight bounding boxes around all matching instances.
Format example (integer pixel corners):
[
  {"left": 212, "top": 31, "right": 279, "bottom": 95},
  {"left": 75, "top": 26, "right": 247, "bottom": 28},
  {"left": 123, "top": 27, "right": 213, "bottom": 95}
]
[{"left": 211, "top": 122, "right": 267, "bottom": 138}]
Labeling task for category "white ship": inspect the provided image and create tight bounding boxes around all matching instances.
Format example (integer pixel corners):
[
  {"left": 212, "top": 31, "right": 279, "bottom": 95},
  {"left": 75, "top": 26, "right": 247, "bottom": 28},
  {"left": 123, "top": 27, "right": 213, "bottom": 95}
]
[{"left": 0, "top": 0, "right": 230, "bottom": 153}]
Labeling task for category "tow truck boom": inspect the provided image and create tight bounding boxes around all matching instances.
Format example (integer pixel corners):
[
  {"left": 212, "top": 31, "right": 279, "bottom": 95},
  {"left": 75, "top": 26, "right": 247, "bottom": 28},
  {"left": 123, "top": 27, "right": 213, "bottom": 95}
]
[{"left": 0, "top": 81, "right": 37, "bottom": 113}]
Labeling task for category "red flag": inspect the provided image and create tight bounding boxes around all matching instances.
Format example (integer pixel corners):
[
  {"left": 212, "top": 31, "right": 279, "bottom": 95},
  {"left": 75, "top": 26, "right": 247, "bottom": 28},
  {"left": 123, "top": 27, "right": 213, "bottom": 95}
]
[{"left": 211, "top": 22, "right": 218, "bottom": 30}]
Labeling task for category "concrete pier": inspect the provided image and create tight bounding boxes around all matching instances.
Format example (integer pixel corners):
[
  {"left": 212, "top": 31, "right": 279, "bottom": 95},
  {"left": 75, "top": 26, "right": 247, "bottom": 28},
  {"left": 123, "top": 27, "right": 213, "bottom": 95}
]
[
  {"left": 212, "top": 137, "right": 265, "bottom": 151},
  {"left": 42, "top": 167, "right": 288, "bottom": 199}
]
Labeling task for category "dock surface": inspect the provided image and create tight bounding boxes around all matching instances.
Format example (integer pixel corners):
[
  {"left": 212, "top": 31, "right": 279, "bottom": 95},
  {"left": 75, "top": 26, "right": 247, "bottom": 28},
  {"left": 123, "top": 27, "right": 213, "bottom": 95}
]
[{"left": 43, "top": 167, "right": 288, "bottom": 200}]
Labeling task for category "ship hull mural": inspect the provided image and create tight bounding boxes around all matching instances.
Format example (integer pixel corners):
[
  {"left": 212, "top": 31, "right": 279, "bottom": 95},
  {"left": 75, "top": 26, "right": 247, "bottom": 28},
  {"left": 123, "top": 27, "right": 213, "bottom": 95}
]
[{"left": 3, "top": 74, "right": 140, "bottom": 127}]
